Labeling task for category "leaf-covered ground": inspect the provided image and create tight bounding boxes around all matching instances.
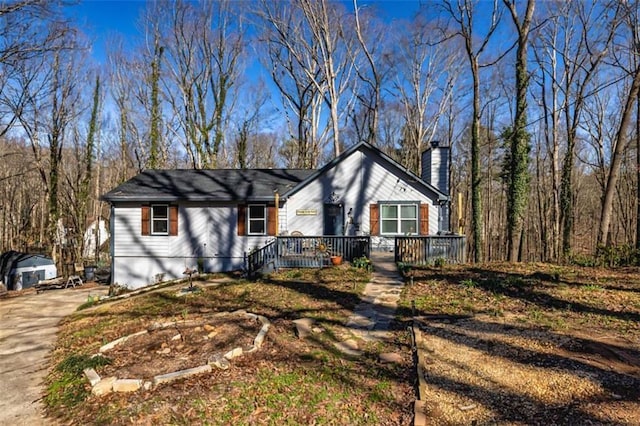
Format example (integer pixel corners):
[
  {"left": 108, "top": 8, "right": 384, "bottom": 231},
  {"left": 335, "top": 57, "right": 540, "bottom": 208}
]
[
  {"left": 46, "top": 262, "right": 640, "bottom": 425},
  {"left": 45, "top": 266, "right": 414, "bottom": 425},
  {"left": 398, "top": 262, "right": 640, "bottom": 425}
]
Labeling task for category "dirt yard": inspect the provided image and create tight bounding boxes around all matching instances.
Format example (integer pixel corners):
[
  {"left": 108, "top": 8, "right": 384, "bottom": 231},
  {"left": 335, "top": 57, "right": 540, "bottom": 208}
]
[
  {"left": 98, "top": 311, "right": 263, "bottom": 379},
  {"left": 401, "top": 263, "right": 640, "bottom": 425}
]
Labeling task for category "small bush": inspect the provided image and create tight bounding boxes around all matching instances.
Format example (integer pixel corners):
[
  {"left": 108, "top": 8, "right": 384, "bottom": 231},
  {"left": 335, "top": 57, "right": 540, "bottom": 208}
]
[
  {"left": 433, "top": 257, "right": 446, "bottom": 268},
  {"left": 352, "top": 256, "right": 372, "bottom": 271},
  {"left": 461, "top": 279, "right": 476, "bottom": 288},
  {"left": 595, "top": 244, "right": 640, "bottom": 267},
  {"left": 569, "top": 253, "right": 596, "bottom": 267}
]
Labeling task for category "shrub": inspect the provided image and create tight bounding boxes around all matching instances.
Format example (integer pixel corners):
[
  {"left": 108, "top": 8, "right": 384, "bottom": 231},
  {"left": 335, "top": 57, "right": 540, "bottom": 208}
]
[
  {"left": 352, "top": 256, "right": 372, "bottom": 271},
  {"left": 595, "top": 244, "right": 640, "bottom": 267}
]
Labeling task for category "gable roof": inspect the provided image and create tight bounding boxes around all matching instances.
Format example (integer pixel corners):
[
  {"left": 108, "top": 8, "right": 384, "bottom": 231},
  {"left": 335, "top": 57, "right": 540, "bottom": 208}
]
[
  {"left": 101, "top": 142, "right": 448, "bottom": 204},
  {"left": 282, "top": 142, "right": 449, "bottom": 201},
  {"left": 101, "top": 169, "right": 313, "bottom": 203}
]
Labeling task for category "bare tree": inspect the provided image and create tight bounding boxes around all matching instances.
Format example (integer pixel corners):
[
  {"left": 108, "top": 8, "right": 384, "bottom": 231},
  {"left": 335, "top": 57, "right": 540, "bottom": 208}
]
[
  {"left": 442, "top": 0, "right": 503, "bottom": 263},
  {"left": 350, "top": 0, "right": 389, "bottom": 144},
  {"left": 162, "top": 0, "right": 245, "bottom": 169},
  {"left": 258, "top": 0, "right": 327, "bottom": 168},
  {"left": 107, "top": 38, "right": 137, "bottom": 180},
  {"left": 298, "top": 0, "right": 356, "bottom": 157},
  {"left": 392, "top": 13, "right": 461, "bottom": 175},
  {"left": 7, "top": 24, "right": 85, "bottom": 262},
  {"left": 260, "top": 0, "right": 356, "bottom": 159},
  {"left": 555, "top": 1, "right": 618, "bottom": 257},
  {"left": 0, "top": 1, "right": 68, "bottom": 138},
  {"left": 597, "top": 2, "right": 640, "bottom": 248}
]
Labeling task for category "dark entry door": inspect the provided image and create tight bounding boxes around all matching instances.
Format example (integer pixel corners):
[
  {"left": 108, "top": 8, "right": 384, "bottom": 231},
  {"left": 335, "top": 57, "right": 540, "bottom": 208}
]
[{"left": 323, "top": 203, "right": 344, "bottom": 235}]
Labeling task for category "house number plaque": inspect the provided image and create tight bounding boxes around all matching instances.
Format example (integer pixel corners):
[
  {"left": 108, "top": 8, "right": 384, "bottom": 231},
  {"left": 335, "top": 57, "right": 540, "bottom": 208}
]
[{"left": 296, "top": 209, "right": 318, "bottom": 216}]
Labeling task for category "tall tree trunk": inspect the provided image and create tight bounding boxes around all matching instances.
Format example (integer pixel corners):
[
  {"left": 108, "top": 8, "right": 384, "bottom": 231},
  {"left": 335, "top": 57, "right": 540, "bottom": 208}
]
[
  {"left": 505, "top": 0, "right": 535, "bottom": 262},
  {"left": 636, "top": 90, "right": 640, "bottom": 249},
  {"left": 598, "top": 64, "right": 640, "bottom": 247},
  {"left": 470, "top": 58, "right": 483, "bottom": 262},
  {"left": 149, "top": 39, "right": 163, "bottom": 169},
  {"left": 77, "top": 75, "right": 100, "bottom": 259}
]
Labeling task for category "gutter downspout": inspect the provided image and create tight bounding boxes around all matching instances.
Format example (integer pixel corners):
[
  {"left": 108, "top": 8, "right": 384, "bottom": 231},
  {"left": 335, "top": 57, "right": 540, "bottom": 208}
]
[
  {"left": 109, "top": 204, "right": 115, "bottom": 285},
  {"left": 274, "top": 191, "right": 279, "bottom": 236}
]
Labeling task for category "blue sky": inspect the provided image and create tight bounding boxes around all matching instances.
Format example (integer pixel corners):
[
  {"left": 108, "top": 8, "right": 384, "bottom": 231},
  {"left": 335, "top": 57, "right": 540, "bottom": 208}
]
[{"left": 66, "top": 0, "right": 423, "bottom": 63}]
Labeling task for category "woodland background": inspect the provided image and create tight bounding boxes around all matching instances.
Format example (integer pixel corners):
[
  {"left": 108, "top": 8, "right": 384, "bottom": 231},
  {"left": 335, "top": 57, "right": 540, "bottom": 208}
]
[{"left": 1, "top": 0, "right": 639, "bottom": 267}]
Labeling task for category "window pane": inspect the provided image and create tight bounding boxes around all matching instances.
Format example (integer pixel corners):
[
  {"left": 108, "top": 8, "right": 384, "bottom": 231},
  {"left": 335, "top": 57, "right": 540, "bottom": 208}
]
[
  {"left": 381, "top": 220, "right": 397, "bottom": 234},
  {"left": 401, "top": 205, "right": 417, "bottom": 219},
  {"left": 153, "top": 219, "right": 168, "bottom": 234},
  {"left": 151, "top": 205, "right": 168, "bottom": 234},
  {"left": 153, "top": 205, "right": 168, "bottom": 218},
  {"left": 401, "top": 220, "right": 417, "bottom": 234},
  {"left": 249, "top": 220, "right": 265, "bottom": 234},
  {"left": 249, "top": 205, "right": 265, "bottom": 219},
  {"left": 381, "top": 205, "right": 397, "bottom": 219}
]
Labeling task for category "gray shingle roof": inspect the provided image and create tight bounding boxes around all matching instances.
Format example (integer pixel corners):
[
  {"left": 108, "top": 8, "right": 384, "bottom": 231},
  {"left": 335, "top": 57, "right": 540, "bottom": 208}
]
[{"left": 101, "top": 169, "right": 314, "bottom": 203}]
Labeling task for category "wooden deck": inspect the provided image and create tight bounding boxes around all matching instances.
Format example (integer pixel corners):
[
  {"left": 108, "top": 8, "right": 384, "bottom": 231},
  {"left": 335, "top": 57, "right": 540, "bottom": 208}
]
[{"left": 247, "top": 235, "right": 467, "bottom": 276}]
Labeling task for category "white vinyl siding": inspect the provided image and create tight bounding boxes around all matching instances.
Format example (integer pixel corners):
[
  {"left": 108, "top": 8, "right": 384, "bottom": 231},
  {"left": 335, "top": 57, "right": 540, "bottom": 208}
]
[
  {"left": 285, "top": 149, "right": 440, "bottom": 237},
  {"left": 112, "top": 202, "right": 276, "bottom": 288}
]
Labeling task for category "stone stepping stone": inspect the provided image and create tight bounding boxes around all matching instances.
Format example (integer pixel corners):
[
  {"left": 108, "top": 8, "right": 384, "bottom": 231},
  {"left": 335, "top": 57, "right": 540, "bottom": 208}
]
[
  {"left": 379, "top": 352, "right": 403, "bottom": 364},
  {"left": 293, "top": 318, "right": 315, "bottom": 339},
  {"left": 334, "top": 339, "right": 362, "bottom": 357}
]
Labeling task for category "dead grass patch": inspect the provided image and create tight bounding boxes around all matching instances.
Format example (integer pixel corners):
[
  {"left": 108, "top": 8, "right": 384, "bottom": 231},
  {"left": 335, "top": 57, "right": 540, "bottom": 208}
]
[{"left": 401, "top": 262, "right": 640, "bottom": 425}]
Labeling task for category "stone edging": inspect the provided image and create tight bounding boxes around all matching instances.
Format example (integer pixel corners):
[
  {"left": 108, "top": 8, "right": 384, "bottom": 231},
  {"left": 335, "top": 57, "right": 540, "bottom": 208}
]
[
  {"left": 412, "top": 325, "right": 428, "bottom": 426},
  {"left": 84, "top": 310, "right": 270, "bottom": 396}
]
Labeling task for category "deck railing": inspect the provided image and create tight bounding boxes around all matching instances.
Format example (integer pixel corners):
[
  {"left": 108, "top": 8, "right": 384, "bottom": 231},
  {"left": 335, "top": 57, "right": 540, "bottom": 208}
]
[
  {"left": 246, "top": 239, "right": 277, "bottom": 276},
  {"left": 395, "top": 235, "right": 466, "bottom": 265},
  {"left": 246, "top": 236, "right": 371, "bottom": 275},
  {"left": 247, "top": 235, "right": 465, "bottom": 275},
  {"left": 275, "top": 236, "right": 371, "bottom": 269}
]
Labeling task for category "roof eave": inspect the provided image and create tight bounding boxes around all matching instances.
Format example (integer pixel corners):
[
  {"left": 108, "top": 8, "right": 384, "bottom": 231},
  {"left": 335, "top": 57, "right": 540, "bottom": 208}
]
[{"left": 101, "top": 195, "right": 279, "bottom": 204}]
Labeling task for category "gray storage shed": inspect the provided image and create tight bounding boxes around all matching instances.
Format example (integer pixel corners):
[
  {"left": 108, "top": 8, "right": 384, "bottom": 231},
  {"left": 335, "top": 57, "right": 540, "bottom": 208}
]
[{"left": 0, "top": 251, "right": 57, "bottom": 291}]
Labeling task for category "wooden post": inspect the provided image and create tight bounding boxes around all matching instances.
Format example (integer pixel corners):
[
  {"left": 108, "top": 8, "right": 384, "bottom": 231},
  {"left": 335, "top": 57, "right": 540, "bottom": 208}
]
[{"left": 457, "top": 192, "right": 465, "bottom": 235}]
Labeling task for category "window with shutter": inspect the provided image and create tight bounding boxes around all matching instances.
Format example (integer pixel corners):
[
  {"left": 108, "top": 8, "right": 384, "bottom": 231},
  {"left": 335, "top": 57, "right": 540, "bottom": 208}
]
[
  {"left": 378, "top": 202, "right": 418, "bottom": 235},
  {"left": 142, "top": 205, "right": 178, "bottom": 236}
]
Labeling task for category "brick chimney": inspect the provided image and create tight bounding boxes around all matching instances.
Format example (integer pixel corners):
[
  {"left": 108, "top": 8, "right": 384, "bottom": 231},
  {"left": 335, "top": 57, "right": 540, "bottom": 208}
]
[{"left": 421, "top": 140, "right": 450, "bottom": 196}]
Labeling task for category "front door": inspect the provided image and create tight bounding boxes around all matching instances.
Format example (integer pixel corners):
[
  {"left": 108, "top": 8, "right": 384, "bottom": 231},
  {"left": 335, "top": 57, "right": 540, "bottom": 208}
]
[{"left": 323, "top": 203, "right": 344, "bottom": 235}]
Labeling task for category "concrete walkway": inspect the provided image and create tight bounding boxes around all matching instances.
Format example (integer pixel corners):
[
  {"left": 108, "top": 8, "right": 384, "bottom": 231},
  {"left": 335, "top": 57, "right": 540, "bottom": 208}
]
[
  {"left": 0, "top": 286, "right": 108, "bottom": 426},
  {"left": 335, "top": 251, "right": 405, "bottom": 354}
]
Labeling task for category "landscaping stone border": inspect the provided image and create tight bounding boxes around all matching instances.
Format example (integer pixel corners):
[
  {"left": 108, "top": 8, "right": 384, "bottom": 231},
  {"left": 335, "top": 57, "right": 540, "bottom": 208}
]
[
  {"left": 412, "top": 325, "right": 428, "bottom": 426},
  {"left": 84, "top": 310, "right": 270, "bottom": 396}
]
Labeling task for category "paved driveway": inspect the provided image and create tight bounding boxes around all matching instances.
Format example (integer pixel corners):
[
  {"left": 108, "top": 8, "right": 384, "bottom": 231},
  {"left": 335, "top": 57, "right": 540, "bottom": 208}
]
[{"left": 0, "top": 286, "right": 108, "bottom": 425}]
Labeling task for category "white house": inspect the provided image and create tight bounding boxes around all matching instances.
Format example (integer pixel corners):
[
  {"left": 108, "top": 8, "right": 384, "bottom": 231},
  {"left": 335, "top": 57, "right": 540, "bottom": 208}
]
[{"left": 102, "top": 142, "right": 450, "bottom": 289}]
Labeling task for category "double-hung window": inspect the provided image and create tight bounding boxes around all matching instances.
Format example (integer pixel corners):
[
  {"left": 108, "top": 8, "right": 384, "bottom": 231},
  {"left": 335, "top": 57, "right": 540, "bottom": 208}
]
[
  {"left": 380, "top": 203, "right": 418, "bottom": 235},
  {"left": 151, "top": 205, "right": 169, "bottom": 235},
  {"left": 248, "top": 205, "right": 267, "bottom": 235}
]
